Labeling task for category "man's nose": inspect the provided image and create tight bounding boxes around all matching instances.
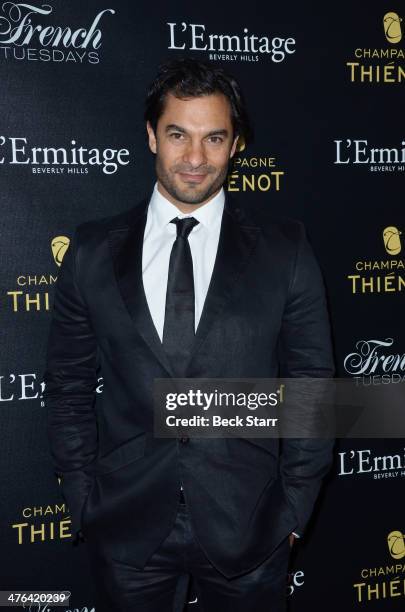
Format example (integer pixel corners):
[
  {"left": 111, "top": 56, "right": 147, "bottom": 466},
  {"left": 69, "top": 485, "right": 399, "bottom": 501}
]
[{"left": 182, "top": 140, "right": 207, "bottom": 168}]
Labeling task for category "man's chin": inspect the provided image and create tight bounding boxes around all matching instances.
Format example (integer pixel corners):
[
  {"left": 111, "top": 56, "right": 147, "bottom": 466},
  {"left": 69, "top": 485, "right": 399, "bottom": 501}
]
[
  {"left": 175, "top": 194, "right": 210, "bottom": 205},
  {"left": 171, "top": 185, "right": 217, "bottom": 206}
]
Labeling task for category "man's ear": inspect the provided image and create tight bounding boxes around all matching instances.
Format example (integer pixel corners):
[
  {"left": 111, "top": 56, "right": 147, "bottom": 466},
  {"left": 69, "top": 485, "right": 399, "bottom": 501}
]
[
  {"left": 146, "top": 121, "right": 157, "bottom": 154},
  {"left": 230, "top": 134, "right": 240, "bottom": 158}
]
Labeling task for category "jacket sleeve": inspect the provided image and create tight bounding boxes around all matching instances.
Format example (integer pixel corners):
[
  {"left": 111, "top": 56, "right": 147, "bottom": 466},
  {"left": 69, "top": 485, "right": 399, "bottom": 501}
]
[
  {"left": 278, "top": 221, "right": 335, "bottom": 536},
  {"left": 43, "top": 226, "right": 99, "bottom": 537}
]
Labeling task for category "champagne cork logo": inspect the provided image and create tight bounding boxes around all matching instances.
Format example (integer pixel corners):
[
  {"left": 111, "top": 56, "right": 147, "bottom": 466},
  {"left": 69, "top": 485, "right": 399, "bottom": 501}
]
[
  {"left": 388, "top": 531, "right": 405, "bottom": 559},
  {"left": 383, "top": 12, "right": 402, "bottom": 44},
  {"left": 51, "top": 236, "right": 70, "bottom": 267},
  {"left": 383, "top": 226, "right": 402, "bottom": 255}
]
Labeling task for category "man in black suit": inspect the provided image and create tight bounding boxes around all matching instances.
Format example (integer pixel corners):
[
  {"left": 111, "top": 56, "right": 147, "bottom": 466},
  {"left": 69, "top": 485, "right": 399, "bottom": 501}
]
[{"left": 43, "top": 58, "right": 335, "bottom": 611}]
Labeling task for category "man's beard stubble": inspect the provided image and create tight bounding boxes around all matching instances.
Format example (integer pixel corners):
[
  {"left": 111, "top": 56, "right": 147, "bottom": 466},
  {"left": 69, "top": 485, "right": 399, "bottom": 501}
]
[{"left": 155, "top": 155, "right": 229, "bottom": 205}]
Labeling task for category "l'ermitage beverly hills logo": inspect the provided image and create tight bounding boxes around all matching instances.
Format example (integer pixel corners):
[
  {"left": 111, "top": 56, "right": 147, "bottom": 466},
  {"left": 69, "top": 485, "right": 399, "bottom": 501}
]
[
  {"left": 5, "top": 235, "right": 70, "bottom": 312},
  {"left": 344, "top": 338, "right": 405, "bottom": 385},
  {"left": 334, "top": 139, "right": 405, "bottom": 173},
  {"left": 0, "top": 2, "right": 115, "bottom": 64},
  {"left": 338, "top": 447, "right": 405, "bottom": 480},
  {"left": 167, "top": 22, "right": 296, "bottom": 64},
  {"left": 353, "top": 531, "right": 405, "bottom": 603},
  {"left": 347, "top": 11, "right": 405, "bottom": 83},
  {"left": 346, "top": 226, "right": 404, "bottom": 294},
  {"left": 0, "top": 372, "right": 103, "bottom": 404},
  {"left": 0, "top": 137, "right": 130, "bottom": 175}
]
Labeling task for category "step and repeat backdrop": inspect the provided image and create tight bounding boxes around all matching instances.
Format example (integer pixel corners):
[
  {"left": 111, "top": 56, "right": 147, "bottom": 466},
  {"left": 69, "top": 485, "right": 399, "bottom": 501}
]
[{"left": 1, "top": 1, "right": 404, "bottom": 610}]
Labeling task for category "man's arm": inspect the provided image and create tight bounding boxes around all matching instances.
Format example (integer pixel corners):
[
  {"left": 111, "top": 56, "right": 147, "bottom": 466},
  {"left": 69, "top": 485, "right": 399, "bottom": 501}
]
[
  {"left": 43, "top": 226, "right": 99, "bottom": 537},
  {"left": 278, "top": 221, "right": 335, "bottom": 537}
]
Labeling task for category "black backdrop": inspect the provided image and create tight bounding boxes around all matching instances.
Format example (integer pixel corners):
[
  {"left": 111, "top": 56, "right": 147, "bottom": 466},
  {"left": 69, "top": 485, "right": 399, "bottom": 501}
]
[{"left": 1, "top": 1, "right": 404, "bottom": 610}]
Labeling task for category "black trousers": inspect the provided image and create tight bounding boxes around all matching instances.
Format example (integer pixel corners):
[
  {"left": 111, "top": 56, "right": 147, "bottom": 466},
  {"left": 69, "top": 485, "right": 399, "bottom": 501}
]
[{"left": 86, "top": 494, "right": 291, "bottom": 612}]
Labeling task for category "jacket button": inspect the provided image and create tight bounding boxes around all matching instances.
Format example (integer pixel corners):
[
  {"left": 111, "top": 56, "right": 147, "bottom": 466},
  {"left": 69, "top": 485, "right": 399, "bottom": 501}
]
[{"left": 180, "top": 436, "right": 189, "bottom": 444}]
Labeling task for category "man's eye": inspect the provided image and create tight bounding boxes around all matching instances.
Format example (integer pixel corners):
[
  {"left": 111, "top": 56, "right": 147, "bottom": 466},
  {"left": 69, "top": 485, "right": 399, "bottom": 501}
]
[
  {"left": 170, "top": 133, "right": 185, "bottom": 140},
  {"left": 208, "top": 136, "right": 223, "bottom": 144}
]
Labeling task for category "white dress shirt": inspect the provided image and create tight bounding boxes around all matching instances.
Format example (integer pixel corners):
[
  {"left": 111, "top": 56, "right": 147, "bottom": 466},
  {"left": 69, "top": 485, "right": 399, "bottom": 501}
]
[
  {"left": 141, "top": 182, "right": 300, "bottom": 539},
  {"left": 142, "top": 181, "right": 224, "bottom": 340}
]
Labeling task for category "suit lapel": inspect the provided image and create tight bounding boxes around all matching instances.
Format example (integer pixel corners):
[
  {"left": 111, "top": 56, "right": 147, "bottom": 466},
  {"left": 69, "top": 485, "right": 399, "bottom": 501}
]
[
  {"left": 108, "top": 193, "right": 261, "bottom": 378},
  {"left": 108, "top": 199, "right": 176, "bottom": 377},
  {"left": 184, "top": 194, "right": 261, "bottom": 372}
]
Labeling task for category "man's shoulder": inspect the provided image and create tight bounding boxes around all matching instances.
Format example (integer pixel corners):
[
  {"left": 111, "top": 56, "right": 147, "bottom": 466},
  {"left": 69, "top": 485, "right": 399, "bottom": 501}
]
[{"left": 73, "top": 197, "right": 149, "bottom": 245}]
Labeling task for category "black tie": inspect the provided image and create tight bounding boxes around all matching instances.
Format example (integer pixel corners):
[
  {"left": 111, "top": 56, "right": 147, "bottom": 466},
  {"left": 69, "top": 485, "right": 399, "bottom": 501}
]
[{"left": 162, "top": 217, "right": 200, "bottom": 376}]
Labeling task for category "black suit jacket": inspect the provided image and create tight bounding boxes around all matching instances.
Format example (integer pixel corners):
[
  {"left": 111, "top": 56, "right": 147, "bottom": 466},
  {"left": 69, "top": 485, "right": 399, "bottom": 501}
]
[{"left": 43, "top": 192, "right": 335, "bottom": 578}]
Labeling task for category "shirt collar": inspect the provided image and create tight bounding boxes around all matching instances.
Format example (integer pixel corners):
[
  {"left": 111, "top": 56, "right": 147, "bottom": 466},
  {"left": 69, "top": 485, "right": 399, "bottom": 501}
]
[{"left": 149, "top": 181, "right": 225, "bottom": 230}]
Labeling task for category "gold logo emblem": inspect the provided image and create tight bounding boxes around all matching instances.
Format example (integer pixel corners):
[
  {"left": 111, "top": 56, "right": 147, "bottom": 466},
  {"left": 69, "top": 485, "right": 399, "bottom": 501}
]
[
  {"left": 51, "top": 236, "right": 70, "bottom": 267},
  {"left": 383, "top": 226, "right": 402, "bottom": 255},
  {"left": 383, "top": 12, "right": 402, "bottom": 43},
  {"left": 388, "top": 531, "right": 405, "bottom": 559},
  {"left": 236, "top": 135, "right": 246, "bottom": 153}
]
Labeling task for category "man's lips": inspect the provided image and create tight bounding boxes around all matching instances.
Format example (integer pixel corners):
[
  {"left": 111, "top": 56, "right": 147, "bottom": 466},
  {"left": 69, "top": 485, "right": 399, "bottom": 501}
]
[{"left": 178, "top": 172, "right": 207, "bottom": 183}]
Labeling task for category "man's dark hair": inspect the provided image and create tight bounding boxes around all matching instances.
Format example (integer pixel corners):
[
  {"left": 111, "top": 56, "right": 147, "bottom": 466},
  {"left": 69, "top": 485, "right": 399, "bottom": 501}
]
[{"left": 144, "top": 57, "right": 252, "bottom": 146}]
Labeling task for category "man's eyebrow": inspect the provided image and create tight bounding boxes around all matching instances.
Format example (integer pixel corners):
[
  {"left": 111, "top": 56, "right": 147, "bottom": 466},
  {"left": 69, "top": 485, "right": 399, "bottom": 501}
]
[
  {"left": 165, "top": 124, "right": 230, "bottom": 137},
  {"left": 165, "top": 124, "right": 186, "bottom": 133},
  {"left": 205, "top": 129, "right": 229, "bottom": 137}
]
